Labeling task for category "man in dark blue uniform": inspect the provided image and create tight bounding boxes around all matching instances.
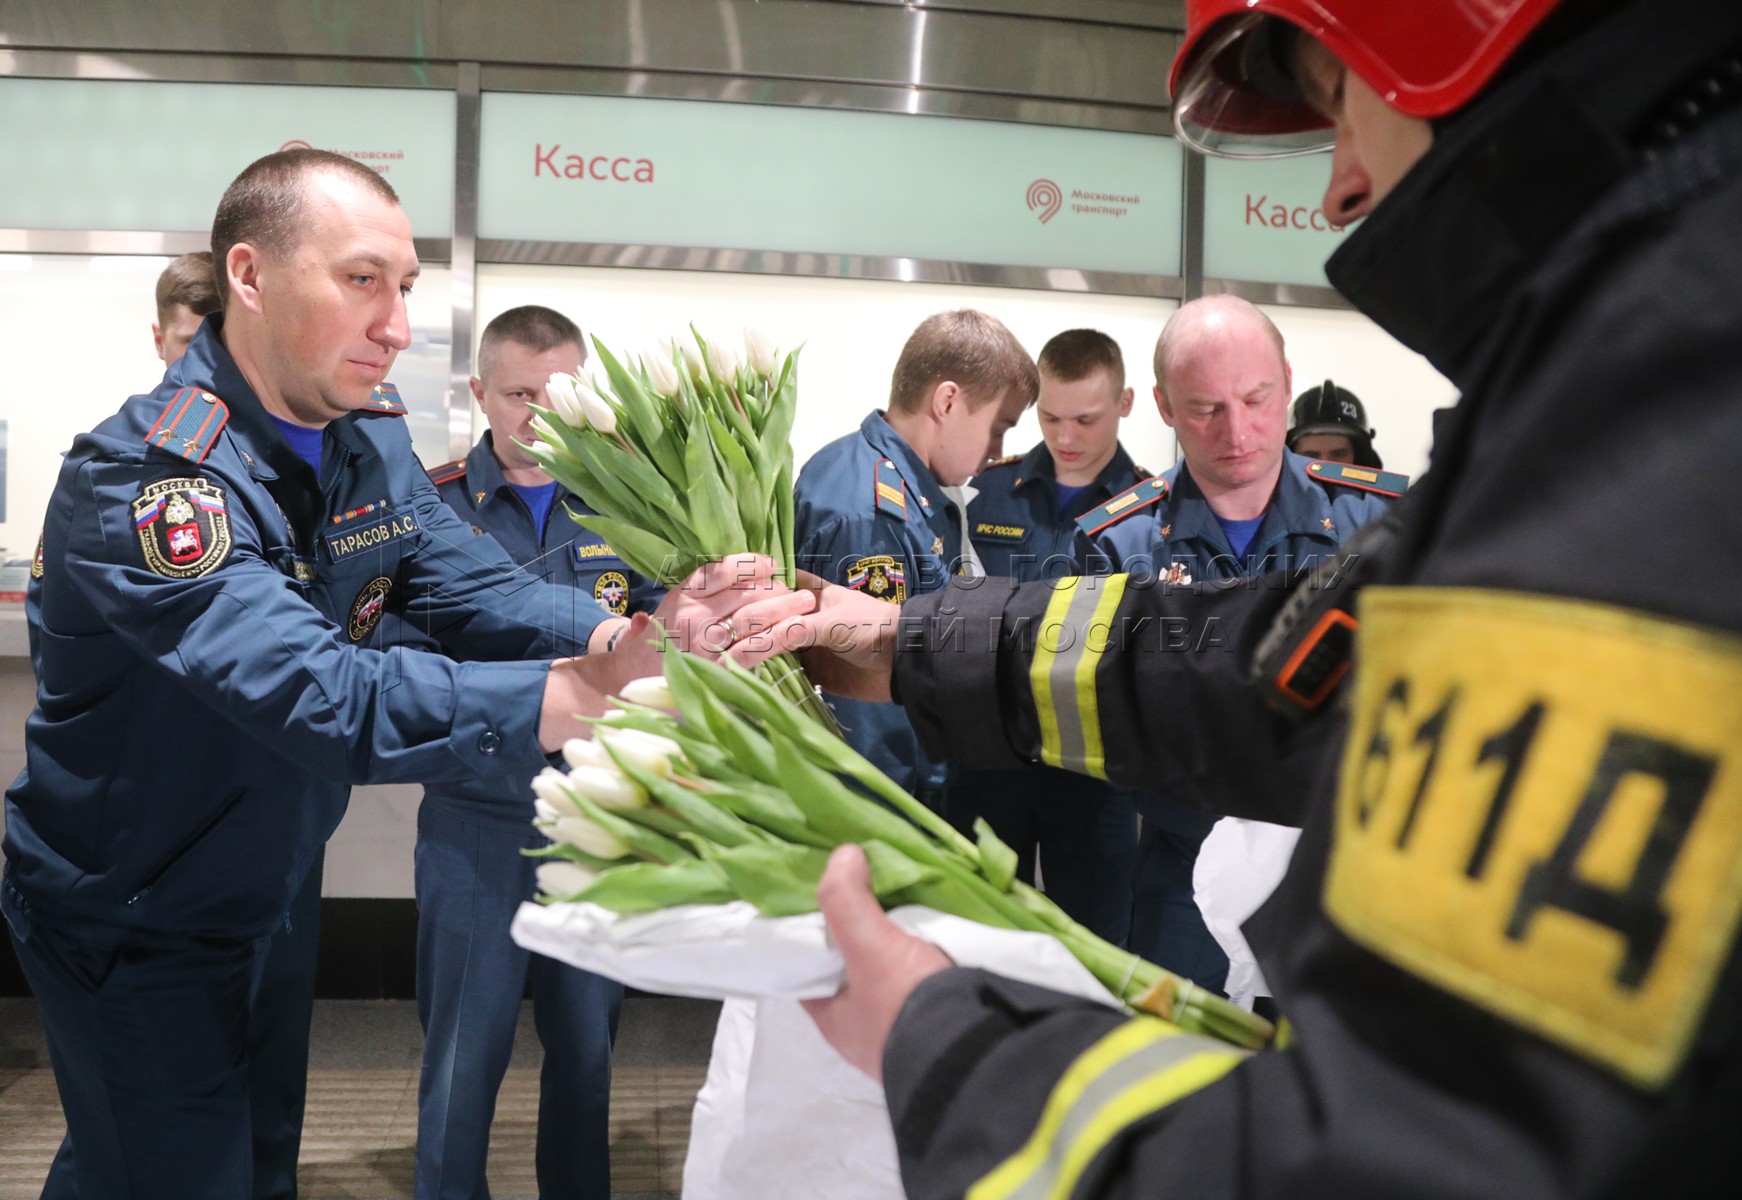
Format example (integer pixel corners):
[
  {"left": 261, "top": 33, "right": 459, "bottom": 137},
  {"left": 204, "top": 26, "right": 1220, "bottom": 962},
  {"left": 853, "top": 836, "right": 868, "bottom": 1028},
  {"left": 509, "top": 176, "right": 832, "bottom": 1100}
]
[
  {"left": 1087, "top": 296, "right": 1400, "bottom": 989},
  {"left": 42, "top": 248, "right": 328, "bottom": 1200},
  {"left": 1, "top": 149, "right": 799, "bottom": 1200},
  {"left": 793, "top": 309, "right": 1035, "bottom": 808},
  {"left": 945, "top": 330, "right": 1146, "bottom": 943},
  {"left": 412, "top": 305, "right": 660, "bottom": 1200}
]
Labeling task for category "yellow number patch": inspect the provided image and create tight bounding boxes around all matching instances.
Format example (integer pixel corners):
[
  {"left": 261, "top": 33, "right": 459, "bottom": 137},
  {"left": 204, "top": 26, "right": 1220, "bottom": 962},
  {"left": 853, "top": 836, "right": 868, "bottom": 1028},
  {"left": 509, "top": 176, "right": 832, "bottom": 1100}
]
[{"left": 1326, "top": 588, "right": 1742, "bottom": 1088}]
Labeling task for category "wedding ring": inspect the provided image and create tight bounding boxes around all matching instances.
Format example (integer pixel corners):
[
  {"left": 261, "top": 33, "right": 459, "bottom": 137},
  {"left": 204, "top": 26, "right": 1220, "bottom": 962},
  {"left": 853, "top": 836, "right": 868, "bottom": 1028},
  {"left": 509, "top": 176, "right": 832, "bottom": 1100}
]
[{"left": 715, "top": 616, "right": 739, "bottom": 649}]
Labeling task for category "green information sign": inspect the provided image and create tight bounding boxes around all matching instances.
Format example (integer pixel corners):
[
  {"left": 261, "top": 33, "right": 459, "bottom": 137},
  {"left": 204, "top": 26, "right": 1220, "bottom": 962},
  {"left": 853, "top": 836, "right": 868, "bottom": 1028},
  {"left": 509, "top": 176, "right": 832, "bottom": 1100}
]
[
  {"left": 0, "top": 78, "right": 455, "bottom": 237},
  {"left": 1202, "top": 155, "right": 1347, "bottom": 288},
  {"left": 480, "top": 93, "right": 1181, "bottom": 276}
]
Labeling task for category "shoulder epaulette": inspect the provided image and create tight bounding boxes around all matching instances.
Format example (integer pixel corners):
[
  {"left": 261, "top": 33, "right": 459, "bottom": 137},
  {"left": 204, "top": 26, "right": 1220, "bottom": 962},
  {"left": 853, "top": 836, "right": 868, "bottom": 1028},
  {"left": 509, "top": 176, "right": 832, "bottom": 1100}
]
[
  {"left": 1075, "top": 477, "right": 1169, "bottom": 538},
  {"left": 980, "top": 453, "right": 1023, "bottom": 471},
  {"left": 361, "top": 382, "right": 407, "bottom": 416},
  {"left": 1304, "top": 460, "right": 1409, "bottom": 498},
  {"left": 145, "top": 386, "right": 229, "bottom": 464},
  {"left": 873, "top": 459, "right": 908, "bottom": 519},
  {"left": 427, "top": 459, "right": 468, "bottom": 486}
]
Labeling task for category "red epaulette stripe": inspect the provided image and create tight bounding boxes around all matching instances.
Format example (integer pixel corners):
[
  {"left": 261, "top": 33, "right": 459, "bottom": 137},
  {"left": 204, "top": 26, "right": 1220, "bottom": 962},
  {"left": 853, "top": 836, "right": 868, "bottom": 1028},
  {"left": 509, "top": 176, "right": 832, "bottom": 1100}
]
[
  {"left": 1082, "top": 487, "right": 1166, "bottom": 537},
  {"left": 181, "top": 401, "right": 225, "bottom": 463},
  {"left": 1304, "top": 463, "right": 1404, "bottom": 498},
  {"left": 427, "top": 460, "right": 467, "bottom": 485},
  {"left": 145, "top": 388, "right": 198, "bottom": 448}
]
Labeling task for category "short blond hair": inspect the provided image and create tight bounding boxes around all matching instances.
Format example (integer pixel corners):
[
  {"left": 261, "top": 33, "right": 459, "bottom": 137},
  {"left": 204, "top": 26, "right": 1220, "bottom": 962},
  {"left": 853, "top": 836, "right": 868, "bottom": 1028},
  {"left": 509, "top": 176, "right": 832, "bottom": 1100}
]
[{"left": 889, "top": 310, "right": 1038, "bottom": 414}]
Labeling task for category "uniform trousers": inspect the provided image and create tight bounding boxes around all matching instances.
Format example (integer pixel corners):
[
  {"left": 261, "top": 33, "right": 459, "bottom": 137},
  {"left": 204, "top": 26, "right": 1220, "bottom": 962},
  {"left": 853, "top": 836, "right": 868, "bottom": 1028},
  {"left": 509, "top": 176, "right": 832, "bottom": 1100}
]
[
  {"left": 944, "top": 766, "right": 1138, "bottom": 947},
  {"left": 414, "top": 804, "right": 622, "bottom": 1200},
  {"left": 36, "top": 853, "right": 324, "bottom": 1200},
  {"left": 8, "top": 885, "right": 269, "bottom": 1199},
  {"left": 1128, "top": 794, "right": 1229, "bottom": 992}
]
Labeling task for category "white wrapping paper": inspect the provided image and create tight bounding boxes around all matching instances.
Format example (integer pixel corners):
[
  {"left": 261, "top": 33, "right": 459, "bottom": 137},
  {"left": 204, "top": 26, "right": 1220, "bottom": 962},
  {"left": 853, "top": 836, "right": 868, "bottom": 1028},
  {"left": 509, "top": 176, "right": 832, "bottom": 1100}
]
[
  {"left": 1191, "top": 817, "right": 1301, "bottom": 1010},
  {"left": 510, "top": 899, "right": 1121, "bottom": 1200}
]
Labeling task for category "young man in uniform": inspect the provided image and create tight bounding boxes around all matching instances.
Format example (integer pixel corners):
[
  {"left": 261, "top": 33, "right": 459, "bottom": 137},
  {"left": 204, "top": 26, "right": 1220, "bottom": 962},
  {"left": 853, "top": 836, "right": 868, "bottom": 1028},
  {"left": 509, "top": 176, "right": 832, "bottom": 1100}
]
[
  {"left": 782, "top": 0, "right": 1742, "bottom": 1193},
  {"left": 152, "top": 250, "right": 221, "bottom": 367},
  {"left": 792, "top": 309, "right": 1035, "bottom": 808},
  {"left": 1086, "top": 295, "right": 1402, "bottom": 988},
  {"left": 412, "top": 305, "right": 660, "bottom": 1200},
  {"left": 944, "top": 329, "right": 1146, "bottom": 943},
  {"left": 1, "top": 148, "right": 802, "bottom": 1199},
  {"left": 1286, "top": 378, "right": 1383, "bottom": 466}
]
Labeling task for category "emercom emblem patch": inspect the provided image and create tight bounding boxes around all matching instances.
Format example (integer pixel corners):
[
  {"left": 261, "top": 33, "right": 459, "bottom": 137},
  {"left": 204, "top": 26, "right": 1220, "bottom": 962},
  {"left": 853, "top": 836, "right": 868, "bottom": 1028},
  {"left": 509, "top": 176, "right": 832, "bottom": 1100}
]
[
  {"left": 1326, "top": 587, "right": 1742, "bottom": 1088},
  {"left": 133, "top": 477, "right": 231, "bottom": 578},
  {"left": 846, "top": 555, "right": 906, "bottom": 604},
  {"left": 593, "top": 570, "right": 629, "bottom": 616},
  {"left": 348, "top": 576, "right": 393, "bottom": 642}
]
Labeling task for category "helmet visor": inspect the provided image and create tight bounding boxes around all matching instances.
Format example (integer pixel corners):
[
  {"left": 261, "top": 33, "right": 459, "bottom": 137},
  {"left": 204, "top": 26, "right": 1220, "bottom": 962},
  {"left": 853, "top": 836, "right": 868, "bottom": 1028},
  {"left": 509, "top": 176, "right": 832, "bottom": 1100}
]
[{"left": 1172, "top": 14, "right": 1335, "bottom": 159}]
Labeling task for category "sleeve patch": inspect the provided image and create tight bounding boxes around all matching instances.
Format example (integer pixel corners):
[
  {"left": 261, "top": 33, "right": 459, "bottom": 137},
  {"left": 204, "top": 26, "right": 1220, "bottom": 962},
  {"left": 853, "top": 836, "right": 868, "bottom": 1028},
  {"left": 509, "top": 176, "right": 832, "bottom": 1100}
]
[
  {"left": 846, "top": 554, "right": 906, "bottom": 603},
  {"left": 132, "top": 477, "right": 232, "bottom": 578},
  {"left": 1328, "top": 587, "right": 1742, "bottom": 1089}
]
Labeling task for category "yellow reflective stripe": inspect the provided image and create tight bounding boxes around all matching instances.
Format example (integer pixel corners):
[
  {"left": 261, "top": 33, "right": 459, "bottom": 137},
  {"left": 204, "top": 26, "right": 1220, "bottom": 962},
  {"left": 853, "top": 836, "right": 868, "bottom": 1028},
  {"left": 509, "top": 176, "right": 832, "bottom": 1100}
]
[
  {"left": 1030, "top": 579, "right": 1081, "bottom": 771},
  {"left": 970, "top": 1018, "right": 1241, "bottom": 1200},
  {"left": 1075, "top": 574, "right": 1127, "bottom": 780},
  {"left": 1044, "top": 1052, "right": 1241, "bottom": 1199},
  {"left": 1028, "top": 575, "right": 1127, "bottom": 780}
]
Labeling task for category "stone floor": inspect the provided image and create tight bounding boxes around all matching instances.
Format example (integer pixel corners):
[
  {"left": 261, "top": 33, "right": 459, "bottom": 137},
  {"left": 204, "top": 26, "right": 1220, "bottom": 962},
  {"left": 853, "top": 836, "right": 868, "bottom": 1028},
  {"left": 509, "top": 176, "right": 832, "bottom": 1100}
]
[{"left": 0, "top": 995, "right": 719, "bottom": 1200}]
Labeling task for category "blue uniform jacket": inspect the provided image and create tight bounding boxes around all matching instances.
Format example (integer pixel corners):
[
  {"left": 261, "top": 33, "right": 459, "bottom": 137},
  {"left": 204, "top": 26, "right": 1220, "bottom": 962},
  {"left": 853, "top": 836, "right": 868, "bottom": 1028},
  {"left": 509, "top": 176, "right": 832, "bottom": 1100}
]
[
  {"left": 1090, "top": 450, "right": 1401, "bottom": 583},
  {"left": 794, "top": 411, "right": 961, "bottom": 797},
  {"left": 968, "top": 442, "right": 1148, "bottom": 580},
  {"left": 2, "top": 319, "right": 609, "bottom": 940},
  {"left": 416, "top": 432, "right": 662, "bottom": 825}
]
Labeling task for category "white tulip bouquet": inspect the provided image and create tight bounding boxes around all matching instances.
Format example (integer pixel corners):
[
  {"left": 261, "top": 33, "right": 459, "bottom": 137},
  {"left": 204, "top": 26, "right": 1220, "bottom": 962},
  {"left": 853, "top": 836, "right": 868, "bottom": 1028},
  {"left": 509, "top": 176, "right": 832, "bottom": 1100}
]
[
  {"left": 527, "top": 327, "right": 828, "bottom": 724},
  {"left": 523, "top": 325, "right": 1274, "bottom": 1051},
  {"left": 528, "top": 650, "right": 1275, "bottom": 1049}
]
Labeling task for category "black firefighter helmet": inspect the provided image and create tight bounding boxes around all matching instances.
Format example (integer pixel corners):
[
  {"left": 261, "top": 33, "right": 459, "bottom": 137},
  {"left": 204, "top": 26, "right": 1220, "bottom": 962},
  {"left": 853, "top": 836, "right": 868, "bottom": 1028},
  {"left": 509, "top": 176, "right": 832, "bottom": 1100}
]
[{"left": 1288, "top": 380, "right": 1382, "bottom": 468}]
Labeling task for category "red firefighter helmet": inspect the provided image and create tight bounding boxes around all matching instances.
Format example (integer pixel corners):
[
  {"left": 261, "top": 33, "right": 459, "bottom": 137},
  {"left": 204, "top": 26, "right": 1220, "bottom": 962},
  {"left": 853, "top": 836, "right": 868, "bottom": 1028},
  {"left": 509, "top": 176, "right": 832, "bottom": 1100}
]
[{"left": 1170, "top": 0, "right": 1567, "bottom": 157}]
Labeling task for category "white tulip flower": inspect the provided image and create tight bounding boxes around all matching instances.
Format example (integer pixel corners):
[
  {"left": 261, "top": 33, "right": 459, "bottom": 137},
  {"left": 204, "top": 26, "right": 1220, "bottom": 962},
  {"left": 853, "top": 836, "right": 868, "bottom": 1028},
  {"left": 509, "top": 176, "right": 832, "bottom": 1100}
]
[
  {"left": 744, "top": 327, "right": 780, "bottom": 379},
  {"left": 531, "top": 767, "right": 584, "bottom": 816},
  {"left": 546, "top": 814, "right": 631, "bottom": 859},
  {"left": 705, "top": 337, "right": 742, "bottom": 386},
  {"left": 679, "top": 338, "right": 707, "bottom": 378},
  {"left": 598, "top": 727, "right": 684, "bottom": 777},
  {"left": 545, "top": 372, "right": 588, "bottom": 427},
  {"left": 562, "top": 737, "right": 613, "bottom": 771},
  {"left": 566, "top": 764, "right": 650, "bottom": 811},
  {"left": 573, "top": 379, "right": 619, "bottom": 433},
  {"left": 536, "top": 860, "right": 600, "bottom": 899},
  {"left": 619, "top": 676, "right": 676, "bottom": 709},
  {"left": 533, "top": 795, "right": 566, "bottom": 824},
  {"left": 641, "top": 350, "right": 682, "bottom": 398}
]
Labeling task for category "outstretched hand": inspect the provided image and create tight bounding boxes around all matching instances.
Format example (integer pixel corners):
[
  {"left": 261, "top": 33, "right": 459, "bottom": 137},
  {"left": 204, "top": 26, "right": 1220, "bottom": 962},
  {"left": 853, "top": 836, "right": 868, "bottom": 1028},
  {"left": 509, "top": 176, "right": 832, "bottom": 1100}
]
[{"left": 740, "top": 572, "right": 900, "bottom": 701}]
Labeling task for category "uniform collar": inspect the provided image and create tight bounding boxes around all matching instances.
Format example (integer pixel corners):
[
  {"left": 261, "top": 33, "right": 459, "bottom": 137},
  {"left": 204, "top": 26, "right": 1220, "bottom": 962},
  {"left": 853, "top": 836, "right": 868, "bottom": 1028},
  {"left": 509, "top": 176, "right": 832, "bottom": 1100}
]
[
  {"left": 861, "top": 411, "right": 952, "bottom": 518},
  {"left": 175, "top": 316, "right": 311, "bottom": 485},
  {"left": 1011, "top": 441, "right": 1137, "bottom": 498},
  {"left": 467, "top": 433, "right": 581, "bottom": 518},
  {"left": 1165, "top": 452, "right": 1335, "bottom": 550}
]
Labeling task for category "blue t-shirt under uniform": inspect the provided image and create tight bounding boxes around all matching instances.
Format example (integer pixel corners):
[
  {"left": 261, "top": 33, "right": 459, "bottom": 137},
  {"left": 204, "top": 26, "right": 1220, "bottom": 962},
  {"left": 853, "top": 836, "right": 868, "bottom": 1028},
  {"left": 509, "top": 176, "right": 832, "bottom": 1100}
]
[
  {"left": 510, "top": 480, "right": 559, "bottom": 538},
  {"left": 269, "top": 416, "right": 325, "bottom": 482},
  {"left": 1055, "top": 482, "right": 1091, "bottom": 519},
  {"left": 1214, "top": 513, "right": 1265, "bottom": 558}
]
